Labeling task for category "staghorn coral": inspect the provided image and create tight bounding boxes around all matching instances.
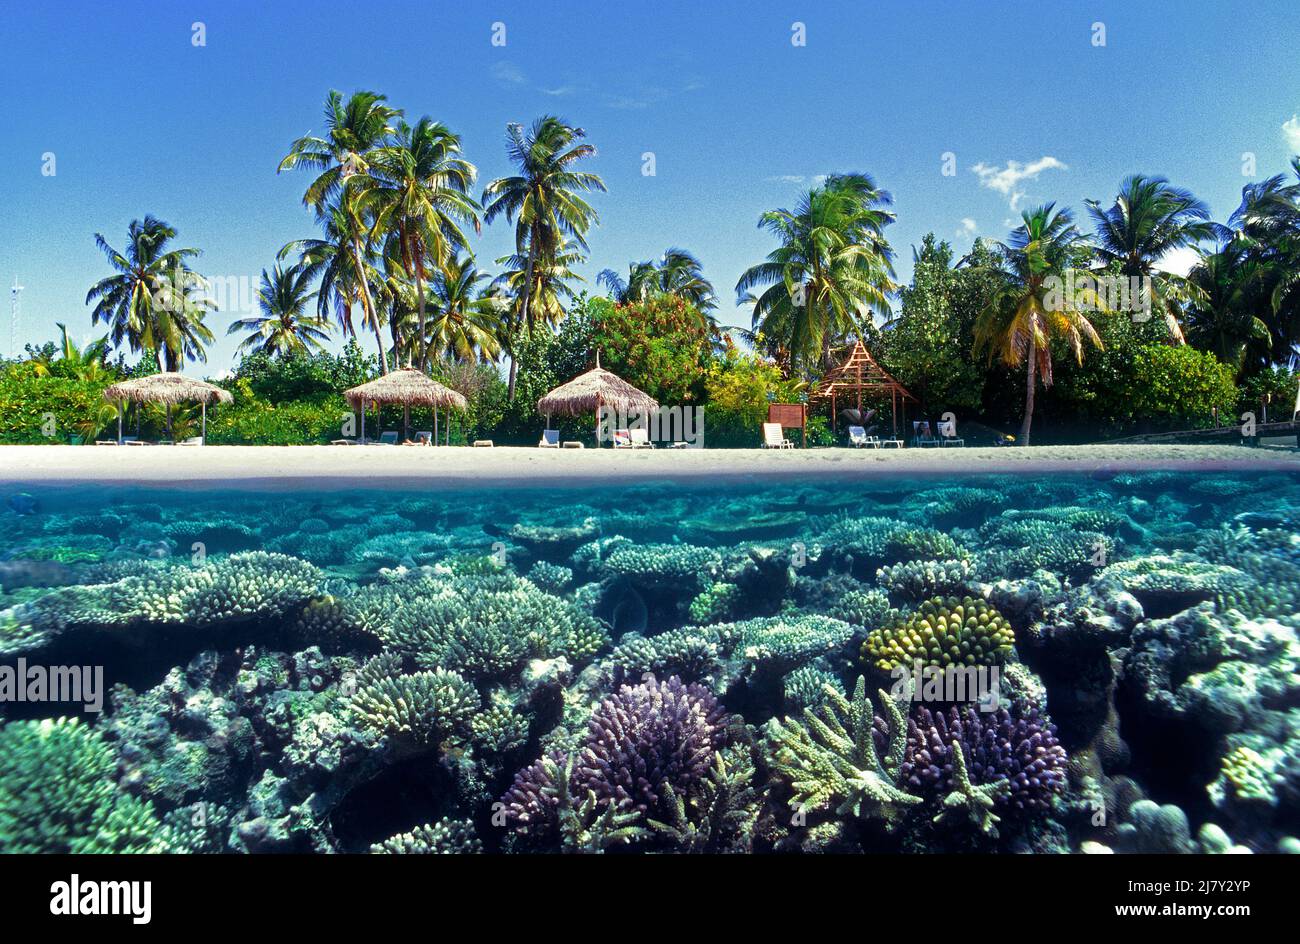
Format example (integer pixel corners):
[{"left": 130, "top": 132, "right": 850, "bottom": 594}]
[
  {"left": 764, "top": 676, "right": 922, "bottom": 830},
  {"left": 646, "top": 745, "right": 764, "bottom": 853},
  {"left": 862, "top": 596, "right": 1014, "bottom": 671},
  {"left": 370, "top": 817, "right": 482, "bottom": 853},
  {"left": 499, "top": 753, "right": 650, "bottom": 853},
  {"left": 783, "top": 665, "right": 844, "bottom": 712},
  {"left": 0, "top": 717, "right": 170, "bottom": 853},
  {"left": 527, "top": 561, "right": 573, "bottom": 595},
  {"left": 689, "top": 581, "right": 743, "bottom": 624}
]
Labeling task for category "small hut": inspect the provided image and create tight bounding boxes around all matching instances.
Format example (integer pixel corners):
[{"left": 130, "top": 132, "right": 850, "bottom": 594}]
[
  {"left": 344, "top": 368, "right": 468, "bottom": 444},
  {"left": 104, "top": 372, "right": 233, "bottom": 444},
  {"left": 537, "top": 357, "right": 659, "bottom": 446},
  {"left": 809, "top": 339, "right": 916, "bottom": 439}
]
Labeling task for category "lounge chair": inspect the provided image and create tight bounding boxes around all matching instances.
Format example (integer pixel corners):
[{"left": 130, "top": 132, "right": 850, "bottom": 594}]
[
  {"left": 629, "top": 428, "right": 655, "bottom": 449},
  {"left": 330, "top": 438, "right": 357, "bottom": 445},
  {"left": 847, "top": 425, "right": 872, "bottom": 448},
  {"left": 612, "top": 429, "right": 633, "bottom": 449},
  {"left": 178, "top": 437, "right": 203, "bottom": 446},
  {"left": 405, "top": 431, "right": 432, "bottom": 446},
  {"left": 911, "top": 421, "right": 940, "bottom": 448},
  {"left": 538, "top": 429, "right": 560, "bottom": 448},
  {"left": 378, "top": 431, "right": 399, "bottom": 445},
  {"left": 938, "top": 420, "right": 964, "bottom": 447},
  {"left": 762, "top": 422, "right": 794, "bottom": 449},
  {"left": 472, "top": 440, "right": 494, "bottom": 447},
  {"left": 94, "top": 440, "right": 118, "bottom": 446},
  {"left": 561, "top": 441, "right": 584, "bottom": 449}
]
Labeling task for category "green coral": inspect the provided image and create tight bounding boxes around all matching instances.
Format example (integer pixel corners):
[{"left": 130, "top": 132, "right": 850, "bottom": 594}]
[
  {"left": 647, "top": 747, "right": 763, "bottom": 853},
  {"left": 371, "top": 817, "right": 482, "bottom": 853},
  {"left": 862, "top": 596, "right": 1014, "bottom": 671},
  {"left": 825, "top": 587, "right": 891, "bottom": 628},
  {"left": 933, "top": 739, "right": 1010, "bottom": 836},
  {"left": 603, "top": 542, "right": 723, "bottom": 590},
  {"left": 783, "top": 665, "right": 843, "bottom": 712},
  {"left": 764, "top": 676, "right": 921, "bottom": 830},
  {"left": 689, "top": 581, "right": 742, "bottom": 624},
  {"left": 347, "top": 660, "right": 479, "bottom": 748},
  {"left": 0, "top": 717, "right": 170, "bottom": 853}
]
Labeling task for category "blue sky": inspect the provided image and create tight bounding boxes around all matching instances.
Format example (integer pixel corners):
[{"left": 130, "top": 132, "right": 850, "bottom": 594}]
[{"left": 1, "top": 0, "right": 1298, "bottom": 372}]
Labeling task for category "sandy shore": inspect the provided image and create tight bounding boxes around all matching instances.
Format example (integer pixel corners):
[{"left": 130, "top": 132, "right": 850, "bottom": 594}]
[{"left": 0, "top": 443, "right": 1295, "bottom": 492}]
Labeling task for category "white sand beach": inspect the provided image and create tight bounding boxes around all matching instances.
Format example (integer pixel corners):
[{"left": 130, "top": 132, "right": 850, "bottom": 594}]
[{"left": 0, "top": 443, "right": 1295, "bottom": 492}]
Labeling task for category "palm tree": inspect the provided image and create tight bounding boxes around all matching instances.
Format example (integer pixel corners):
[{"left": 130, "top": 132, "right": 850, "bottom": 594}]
[
  {"left": 227, "top": 264, "right": 331, "bottom": 357},
  {"left": 973, "top": 204, "right": 1105, "bottom": 446},
  {"left": 494, "top": 242, "right": 586, "bottom": 334},
  {"left": 482, "top": 116, "right": 605, "bottom": 400},
  {"left": 86, "top": 216, "right": 216, "bottom": 371},
  {"left": 1085, "top": 175, "right": 1224, "bottom": 343},
  {"left": 1183, "top": 241, "right": 1272, "bottom": 369},
  {"left": 736, "top": 173, "right": 896, "bottom": 373},
  {"left": 32, "top": 323, "right": 112, "bottom": 381},
  {"left": 281, "top": 202, "right": 389, "bottom": 366},
  {"left": 598, "top": 247, "right": 718, "bottom": 314},
  {"left": 426, "top": 255, "right": 504, "bottom": 362},
  {"left": 369, "top": 117, "right": 480, "bottom": 371},
  {"left": 278, "top": 90, "right": 399, "bottom": 372},
  {"left": 1226, "top": 158, "right": 1300, "bottom": 367}
]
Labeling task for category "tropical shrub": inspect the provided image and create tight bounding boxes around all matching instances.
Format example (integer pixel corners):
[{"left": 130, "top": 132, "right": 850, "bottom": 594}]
[
  {"left": 702, "top": 345, "right": 802, "bottom": 447},
  {"left": 0, "top": 362, "right": 118, "bottom": 444},
  {"left": 588, "top": 295, "right": 712, "bottom": 405}
]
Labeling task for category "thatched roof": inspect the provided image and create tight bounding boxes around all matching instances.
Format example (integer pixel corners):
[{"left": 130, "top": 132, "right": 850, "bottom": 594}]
[
  {"left": 344, "top": 368, "right": 468, "bottom": 411},
  {"left": 537, "top": 367, "right": 659, "bottom": 417},
  {"left": 104, "top": 373, "right": 233, "bottom": 406}
]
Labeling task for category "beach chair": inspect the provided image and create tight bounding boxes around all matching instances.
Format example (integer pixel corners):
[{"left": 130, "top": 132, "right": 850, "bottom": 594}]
[
  {"left": 911, "top": 421, "right": 940, "bottom": 448},
  {"left": 847, "top": 425, "right": 874, "bottom": 448},
  {"left": 378, "top": 431, "right": 399, "bottom": 445},
  {"left": 629, "top": 428, "right": 655, "bottom": 449},
  {"left": 938, "top": 419, "right": 964, "bottom": 447},
  {"left": 612, "top": 429, "right": 633, "bottom": 449},
  {"left": 178, "top": 437, "right": 203, "bottom": 446},
  {"left": 472, "top": 440, "right": 494, "bottom": 447},
  {"left": 538, "top": 429, "right": 560, "bottom": 448},
  {"left": 413, "top": 430, "right": 433, "bottom": 445},
  {"left": 762, "top": 422, "right": 794, "bottom": 449}
]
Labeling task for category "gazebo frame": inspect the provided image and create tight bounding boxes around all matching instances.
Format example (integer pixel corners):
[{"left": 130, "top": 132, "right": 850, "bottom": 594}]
[{"left": 810, "top": 339, "right": 917, "bottom": 439}]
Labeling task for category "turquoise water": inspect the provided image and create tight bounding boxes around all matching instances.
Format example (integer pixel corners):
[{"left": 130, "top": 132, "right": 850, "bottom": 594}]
[{"left": 0, "top": 471, "right": 1296, "bottom": 853}]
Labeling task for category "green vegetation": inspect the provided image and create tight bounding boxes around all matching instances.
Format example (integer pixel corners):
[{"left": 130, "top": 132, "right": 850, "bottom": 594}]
[{"left": 6, "top": 89, "right": 1300, "bottom": 447}]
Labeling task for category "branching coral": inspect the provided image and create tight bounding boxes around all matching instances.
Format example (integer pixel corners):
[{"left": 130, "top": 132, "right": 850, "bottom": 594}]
[
  {"left": 764, "top": 676, "right": 922, "bottom": 830},
  {"left": 647, "top": 746, "right": 764, "bottom": 853},
  {"left": 370, "top": 817, "right": 482, "bottom": 853},
  {"left": 347, "top": 660, "right": 479, "bottom": 748},
  {"left": 0, "top": 717, "right": 170, "bottom": 853},
  {"left": 876, "top": 559, "right": 977, "bottom": 603},
  {"left": 862, "top": 596, "right": 1014, "bottom": 671},
  {"left": 499, "top": 753, "right": 650, "bottom": 852}
]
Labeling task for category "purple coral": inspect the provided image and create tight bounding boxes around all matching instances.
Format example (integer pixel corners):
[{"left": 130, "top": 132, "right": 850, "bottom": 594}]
[
  {"left": 501, "top": 675, "right": 728, "bottom": 826},
  {"left": 881, "top": 705, "right": 1067, "bottom": 812}
]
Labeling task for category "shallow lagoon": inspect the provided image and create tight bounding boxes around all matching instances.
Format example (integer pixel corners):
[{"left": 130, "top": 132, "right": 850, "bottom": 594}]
[{"left": 0, "top": 470, "right": 1296, "bottom": 853}]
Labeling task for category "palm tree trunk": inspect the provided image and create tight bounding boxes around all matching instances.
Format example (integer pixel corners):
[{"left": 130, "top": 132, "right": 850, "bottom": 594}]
[
  {"left": 1020, "top": 334, "right": 1036, "bottom": 446},
  {"left": 507, "top": 240, "right": 537, "bottom": 402},
  {"left": 351, "top": 236, "right": 387, "bottom": 375}
]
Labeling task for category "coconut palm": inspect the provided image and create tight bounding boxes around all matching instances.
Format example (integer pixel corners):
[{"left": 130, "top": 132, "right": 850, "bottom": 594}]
[
  {"left": 482, "top": 116, "right": 605, "bottom": 399},
  {"left": 85, "top": 216, "right": 216, "bottom": 370},
  {"left": 32, "top": 323, "right": 112, "bottom": 382},
  {"left": 1183, "top": 242, "right": 1273, "bottom": 369},
  {"left": 973, "top": 204, "right": 1105, "bottom": 446},
  {"left": 1226, "top": 158, "right": 1300, "bottom": 367},
  {"left": 368, "top": 117, "right": 480, "bottom": 371},
  {"left": 598, "top": 247, "right": 718, "bottom": 314},
  {"left": 425, "top": 255, "right": 504, "bottom": 363},
  {"left": 493, "top": 242, "right": 586, "bottom": 333},
  {"left": 1085, "top": 175, "right": 1224, "bottom": 343},
  {"left": 281, "top": 202, "right": 389, "bottom": 366},
  {"left": 278, "top": 90, "right": 400, "bottom": 372},
  {"left": 736, "top": 173, "right": 896, "bottom": 373},
  {"left": 227, "top": 264, "right": 331, "bottom": 357}
]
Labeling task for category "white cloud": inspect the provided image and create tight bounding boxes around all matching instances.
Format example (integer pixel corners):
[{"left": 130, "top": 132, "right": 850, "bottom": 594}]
[
  {"left": 957, "top": 218, "right": 977, "bottom": 238},
  {"left": 971, "top": 156, "right": 1068, "bottom": 210},
  {"left": 491, "top": 62, "right": 526, "bottom": 86},
  {"left": 766, "top": 174, "right": 829, "bottom": 186},
  {"left": 1284, "top": 115, "right": 1300, "bottom": 153},
  {"left": 1155, "top": 246, "right": 1200, "bottom": 277}
]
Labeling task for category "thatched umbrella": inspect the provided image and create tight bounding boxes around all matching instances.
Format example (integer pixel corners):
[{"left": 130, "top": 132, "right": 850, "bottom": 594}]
[
  {"left": 537, "top": 356, "right": 659, "bottom": 446},
  {"left": 104, "top": 373, "right": 233, "bottom": 444},
  {"left": 344, "top": 368, "right": 468, "bottom": 444}
]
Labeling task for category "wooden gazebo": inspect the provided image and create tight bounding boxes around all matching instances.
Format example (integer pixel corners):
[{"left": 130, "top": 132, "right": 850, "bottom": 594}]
[{"left": 810, "top": 339, "right": 916, "bottom": 438}]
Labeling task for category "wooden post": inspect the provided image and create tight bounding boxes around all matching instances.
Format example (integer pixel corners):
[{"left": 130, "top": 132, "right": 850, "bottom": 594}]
[
  {"left": 831, "top": 389, "right": 837, "bottom": 436},
  {"left": 801, "top": 403, "right": 807, "bottom": 448},
  {"left": 117, "top": 403, "right": 123, "bottom": 444},
  {"left": 360, "top": 402, "right": 366, "bottom": 443},
  {"left": 201, "top": 401, "right": 207, "bottom": 444}
]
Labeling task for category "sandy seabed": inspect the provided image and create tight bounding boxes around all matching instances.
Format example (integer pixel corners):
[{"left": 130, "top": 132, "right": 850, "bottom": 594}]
[{"left": 0, "top": 443, "right": 1296, "bottom": 492}]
